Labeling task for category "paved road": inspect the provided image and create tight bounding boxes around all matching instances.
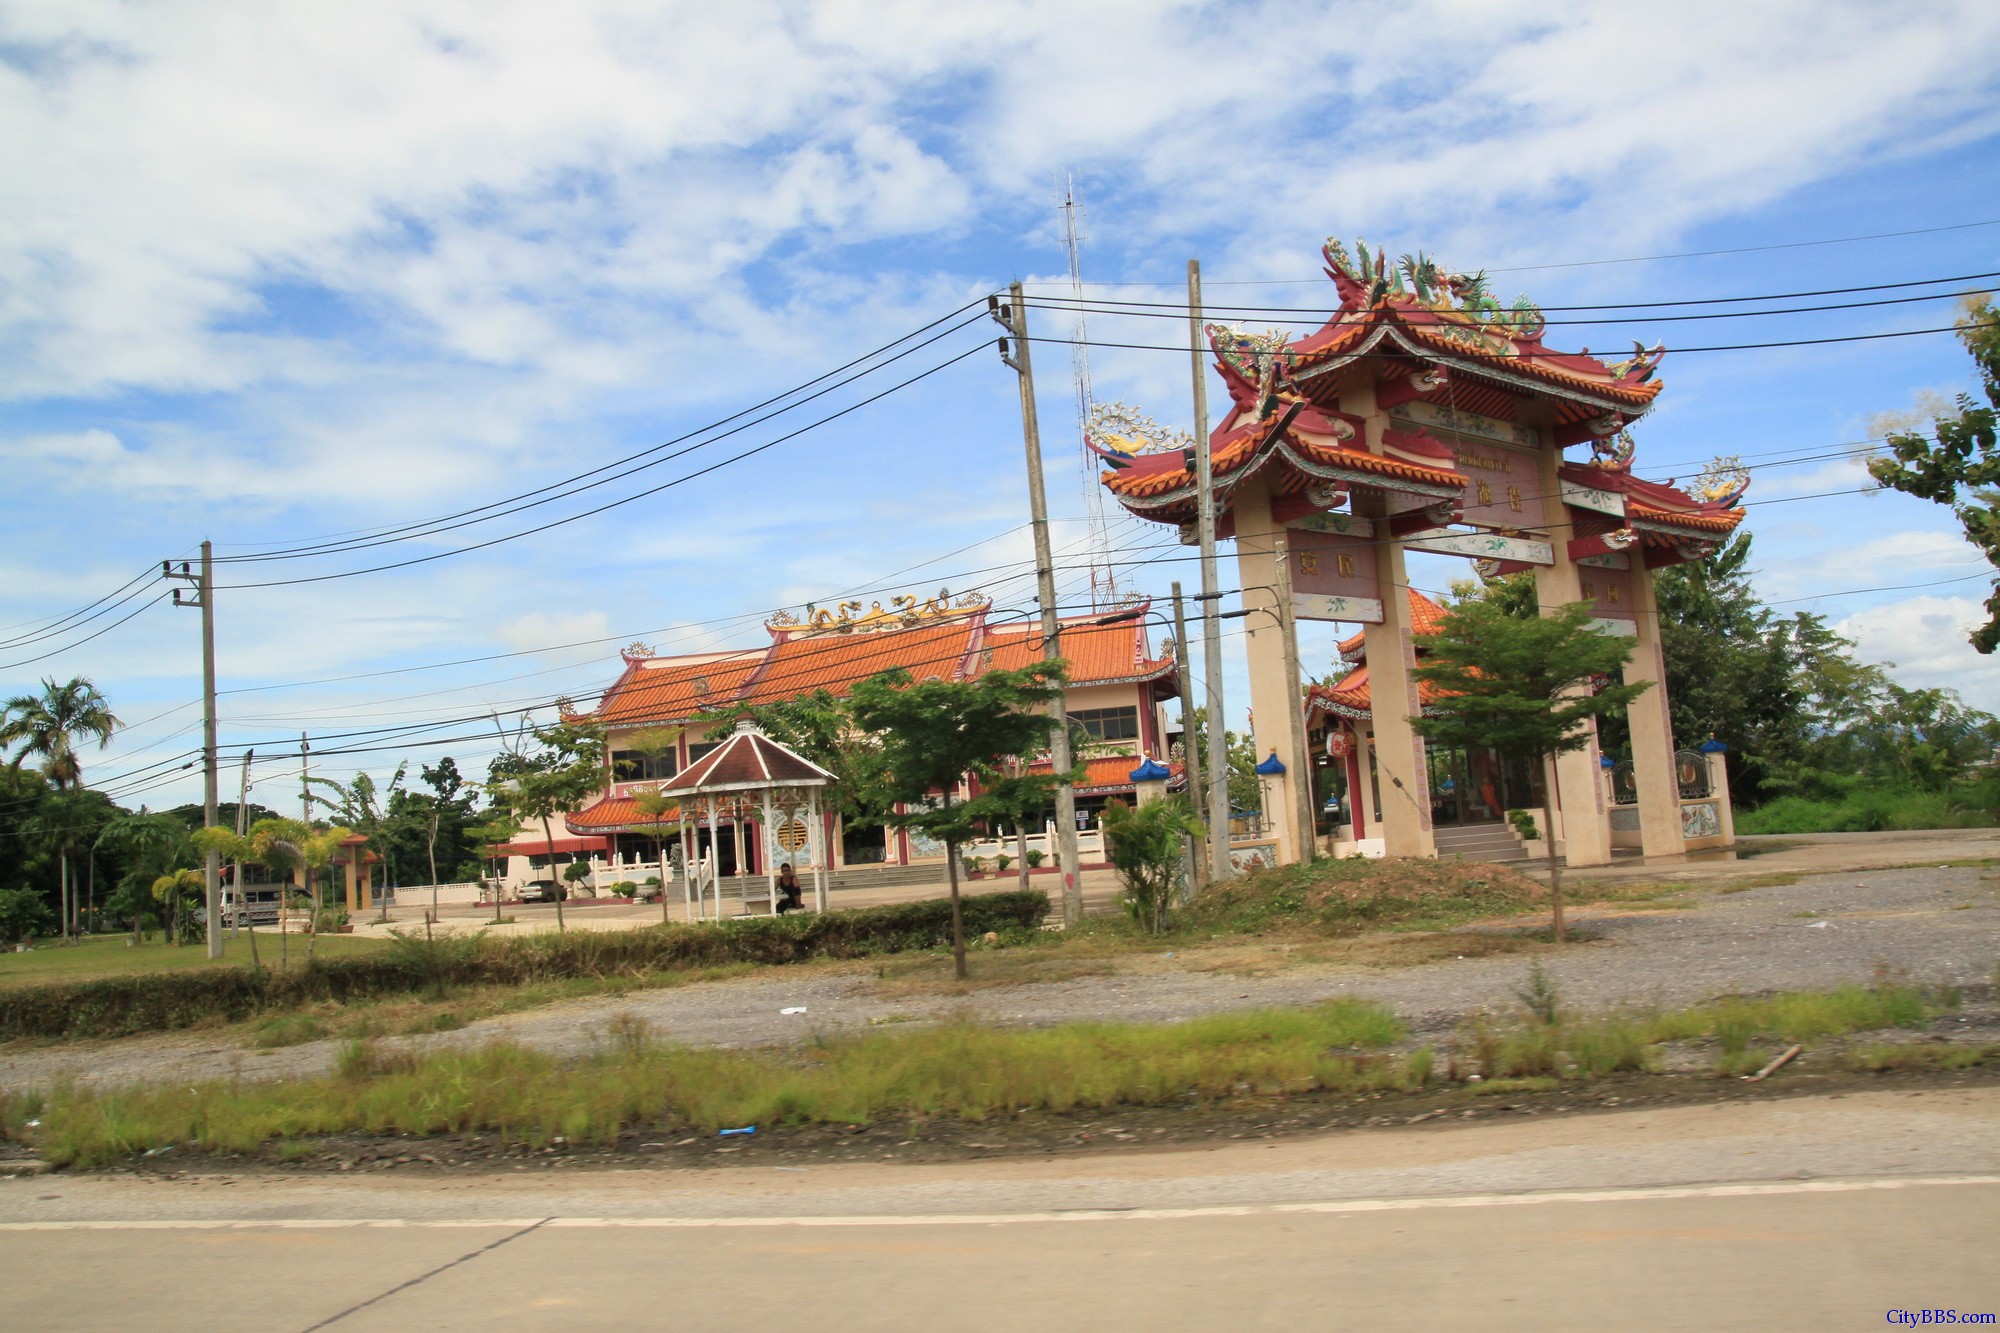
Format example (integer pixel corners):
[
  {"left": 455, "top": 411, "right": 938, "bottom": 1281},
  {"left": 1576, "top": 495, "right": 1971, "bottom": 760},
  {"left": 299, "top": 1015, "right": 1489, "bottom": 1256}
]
[{"left": 4, "top": 1087, "right": 1996, "bottom": 1330}]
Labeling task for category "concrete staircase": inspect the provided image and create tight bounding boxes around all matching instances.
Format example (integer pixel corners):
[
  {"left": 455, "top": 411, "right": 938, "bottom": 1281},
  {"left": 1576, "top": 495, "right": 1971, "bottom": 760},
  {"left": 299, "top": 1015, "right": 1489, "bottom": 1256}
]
[
  {"left": 1432, "top": 822, "right": 1532, "bottom": 865},
  {"left": 824, "top": 863, "right": 951, "bottom": 893}
]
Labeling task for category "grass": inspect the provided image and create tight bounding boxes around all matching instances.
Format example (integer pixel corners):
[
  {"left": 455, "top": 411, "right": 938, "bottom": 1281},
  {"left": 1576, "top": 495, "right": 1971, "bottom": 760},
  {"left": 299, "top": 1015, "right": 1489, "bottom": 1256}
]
[
  {"left": 0, "top": 932, "right": 386, "bottom": 990},
  {"left": 2, "top": 977, "right": 1970, "bottom": 1171},
  {"left": 1736, "top": 784, "right": 1997, "bottom": 835},
  {"left": 1847, "top": 1043, "right": 1996, "bottom": 1072},
  {"left": 1459, "top": 980, "right": 1942, "bottom": 1081},
  {"left": 1, "top": 999, "right": 1421, "bottom": 1168}
]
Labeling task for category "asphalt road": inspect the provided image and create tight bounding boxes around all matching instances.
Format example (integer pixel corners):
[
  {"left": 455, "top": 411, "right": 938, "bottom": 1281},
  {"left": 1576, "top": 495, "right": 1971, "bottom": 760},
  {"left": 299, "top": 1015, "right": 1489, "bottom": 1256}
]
[{"left": 5, "top": 1087, "right": 1996, "bottom": 1330}]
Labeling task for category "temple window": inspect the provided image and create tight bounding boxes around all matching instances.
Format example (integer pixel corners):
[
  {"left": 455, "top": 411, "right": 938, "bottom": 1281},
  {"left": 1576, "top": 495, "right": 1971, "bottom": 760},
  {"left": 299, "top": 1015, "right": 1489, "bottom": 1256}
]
[
  {"left": 1072, "top": 706, "right": 1140, "bottom": 742},
  {"left": 610, "top": 749, "right": 678, "bottom": 782}
]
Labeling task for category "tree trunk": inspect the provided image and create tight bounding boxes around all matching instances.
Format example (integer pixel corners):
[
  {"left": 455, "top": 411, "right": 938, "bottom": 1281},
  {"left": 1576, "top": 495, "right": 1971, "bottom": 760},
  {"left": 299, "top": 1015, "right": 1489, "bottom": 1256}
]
[
  {"left": 279, "top": 871, "right": 291, "bottom": 972},
  {"left": 655, "top": 830, "right": 670, "bottom": 925},
  {"left": 945, "top": 837, "right": 967, "bottom": 982},
  {"left": 238, "top": 861, "right": 261, "bottom": 970},
  {"left": 1541, "top": 793, "right": 1565, "bottom": 944},
  {"left": 1015, "top": 819, "right": 1030, "bottom": 893},
  {"left": 306, "top": 864, "right": 321, "bottom": 963},
  {"left": 542, "top": 815, "right": 566, "bottom": 932},
  {"left": 59, "top": 853, "right": 70, "bottom": 944}
]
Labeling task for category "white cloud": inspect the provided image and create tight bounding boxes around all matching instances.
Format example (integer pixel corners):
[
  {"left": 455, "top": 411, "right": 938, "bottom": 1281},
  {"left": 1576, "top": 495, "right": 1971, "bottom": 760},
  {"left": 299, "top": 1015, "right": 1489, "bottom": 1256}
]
[
  {"left": 494, "top": 609, "right": 612, "bottom": 661},
  {"left": 1836, "top": 594, "right": 2000, "bottom": 711}
]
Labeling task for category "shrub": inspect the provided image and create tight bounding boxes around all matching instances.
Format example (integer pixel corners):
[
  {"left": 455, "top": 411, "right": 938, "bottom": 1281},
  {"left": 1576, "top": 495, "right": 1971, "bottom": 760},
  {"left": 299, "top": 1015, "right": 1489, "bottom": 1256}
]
[
  {"left": 1025, "top": 849, "right": 1045, "bottom": 868},
  {"left": 0, "top": 891, "right": 1051, "bottom": 1041},
  {"left": 992, "top": 853, "right": 1013, "bottom": 873}
]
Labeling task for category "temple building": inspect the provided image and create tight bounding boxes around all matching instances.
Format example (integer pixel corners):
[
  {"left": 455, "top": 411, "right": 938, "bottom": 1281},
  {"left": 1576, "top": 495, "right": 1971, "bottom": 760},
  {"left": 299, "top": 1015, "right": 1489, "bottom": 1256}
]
[
  {"left": 546, "top": 593, "right": 1179, "bottom": 882},
  {"left": 1094, "top": 239, "right": 1750, "bottom": 867}
]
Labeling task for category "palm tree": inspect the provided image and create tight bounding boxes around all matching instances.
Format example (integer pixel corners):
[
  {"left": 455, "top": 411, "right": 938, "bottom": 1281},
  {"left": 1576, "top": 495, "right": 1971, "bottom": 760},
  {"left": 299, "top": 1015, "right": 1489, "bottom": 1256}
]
[{"left": 1, "top": 676, "right": 122, "bottom": 790}]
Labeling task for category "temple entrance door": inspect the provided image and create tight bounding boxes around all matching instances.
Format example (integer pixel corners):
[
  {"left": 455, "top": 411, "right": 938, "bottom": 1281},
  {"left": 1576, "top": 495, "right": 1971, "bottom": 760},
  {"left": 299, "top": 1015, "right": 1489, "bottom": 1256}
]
[{"left": 1426, "top": 746, "right": 1508, "bottom": 827}]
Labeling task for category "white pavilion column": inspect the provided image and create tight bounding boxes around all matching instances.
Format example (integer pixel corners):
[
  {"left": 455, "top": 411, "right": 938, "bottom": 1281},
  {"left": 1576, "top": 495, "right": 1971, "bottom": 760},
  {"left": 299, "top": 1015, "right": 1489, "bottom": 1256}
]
[
  {"left": 1531, "top": 448, "right": 1613, "bottom": 868},
  {"left": 761, "top": 791, "right": 778, "bottom": 912},
  {"left": 1626, "top": 560, "right": 1686, "bottom": 858},
  {"left": 1364, "top": 540, "right": 1437, "bottom": 858},
  {"left": 1230, "top": 478, "right": 1306, "bottom": 863}
]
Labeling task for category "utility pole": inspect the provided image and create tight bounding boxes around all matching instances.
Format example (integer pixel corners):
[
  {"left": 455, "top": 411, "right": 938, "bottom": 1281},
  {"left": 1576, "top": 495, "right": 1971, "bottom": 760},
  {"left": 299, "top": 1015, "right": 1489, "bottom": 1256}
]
[
  {"left": 1271, "top": 529, "right": 1318, "bottom": 863},
  {"left": 1189, "top": 260, "right": 1232, "bottom": 883},
  {"left": 1170, "top": 581, "right": 1207, "bottom": 880},
  {"left": 232, "top": 750, "right": 253, "bottom": 939},
  {"left": 167, "top": 543, "right": 221, "bottom": 958},
  {"left": 992, "top": 282, "right": 1084, "bottom": 926}
]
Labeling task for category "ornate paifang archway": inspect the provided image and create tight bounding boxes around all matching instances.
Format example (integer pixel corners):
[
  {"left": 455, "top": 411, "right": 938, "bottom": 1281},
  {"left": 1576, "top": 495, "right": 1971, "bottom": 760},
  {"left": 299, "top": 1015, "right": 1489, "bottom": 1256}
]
[{"left": 1094, "top": 240, "right": 1748, "bottom": 866}]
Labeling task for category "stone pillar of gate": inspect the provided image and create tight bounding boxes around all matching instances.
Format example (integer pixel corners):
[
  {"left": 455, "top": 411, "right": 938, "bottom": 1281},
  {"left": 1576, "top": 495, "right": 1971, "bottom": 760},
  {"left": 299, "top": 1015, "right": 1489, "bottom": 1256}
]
[
  {"left": 1364, "top": 538, "right": 1437, "bottom": 858},
  {"left": 1230, "top": 478, "right": 1304, "bottom": 864},
  {"left": 1626, "top": 559, "right": 1686, "bottom": 858},
  {"left": 1530, "top": 445, "right": 1613, "bottom": 868}
]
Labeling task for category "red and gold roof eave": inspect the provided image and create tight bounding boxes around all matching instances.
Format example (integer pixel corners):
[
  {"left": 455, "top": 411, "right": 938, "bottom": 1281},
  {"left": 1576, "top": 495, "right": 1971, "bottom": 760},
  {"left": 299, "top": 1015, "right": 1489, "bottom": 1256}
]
[
  {"left": 1103, "top": 410, "right": 1464, "bottom": 524},
  {"left": 1284, "top": 305, "right": 1665, "bottom": 421}
]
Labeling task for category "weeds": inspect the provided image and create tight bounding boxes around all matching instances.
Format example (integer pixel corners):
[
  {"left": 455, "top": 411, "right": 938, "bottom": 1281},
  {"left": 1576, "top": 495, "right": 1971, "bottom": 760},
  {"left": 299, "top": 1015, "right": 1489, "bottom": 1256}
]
[
  {"left": 1846, "top": 1043, "right": 1994, "bottom": 1072},
  {"left": 1513, "top": 961, "right": 1562, "bottom": 1025},
  {"left": 8, "top": 999, "right": 1416, "bottom": 1167}
]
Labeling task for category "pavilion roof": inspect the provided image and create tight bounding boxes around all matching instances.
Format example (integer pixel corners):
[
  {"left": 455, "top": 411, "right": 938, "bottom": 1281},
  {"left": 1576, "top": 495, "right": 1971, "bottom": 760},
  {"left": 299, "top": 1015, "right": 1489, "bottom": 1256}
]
[{"left": 656, "top": 721, "right": 835, "bottom": 796}]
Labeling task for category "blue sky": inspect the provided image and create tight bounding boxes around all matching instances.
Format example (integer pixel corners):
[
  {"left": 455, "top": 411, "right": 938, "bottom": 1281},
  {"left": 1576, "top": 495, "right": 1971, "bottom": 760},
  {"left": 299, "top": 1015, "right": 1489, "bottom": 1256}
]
[{"left": 4, "top": 0, "right": 2000, "bottom": 812}]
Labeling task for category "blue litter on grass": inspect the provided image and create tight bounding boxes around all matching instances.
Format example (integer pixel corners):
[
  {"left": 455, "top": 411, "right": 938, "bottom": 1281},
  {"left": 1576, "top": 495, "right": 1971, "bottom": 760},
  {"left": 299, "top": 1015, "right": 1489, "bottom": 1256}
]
[{"left": 719, "top": 1126, "right": 756, "bottom": 1137}]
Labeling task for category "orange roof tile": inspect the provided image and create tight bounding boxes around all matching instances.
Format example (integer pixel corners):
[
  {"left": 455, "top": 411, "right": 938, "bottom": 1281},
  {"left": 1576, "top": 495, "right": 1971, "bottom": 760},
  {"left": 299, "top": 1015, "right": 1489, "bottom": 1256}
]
[
  {"left": 982, "top": 612, "right": 1175, "bottom": 685},
  {"left": 1306, "top": 664, "right": 1447, "bottom": 720},
  {"left": 1027, "top": 753, "right": 1160, "bottom": 794},
  {"left": 567, "top": 794, "right": 681, "bottom": 834},
  {"left": 596, "top": 655, "right": 762, "bottom": 726},
  {"left": 736, "top": 618, "right": 976, "bottom": 706},
  {"left": 1337, "top": 589, "right": 1449, "bottom": 658}
]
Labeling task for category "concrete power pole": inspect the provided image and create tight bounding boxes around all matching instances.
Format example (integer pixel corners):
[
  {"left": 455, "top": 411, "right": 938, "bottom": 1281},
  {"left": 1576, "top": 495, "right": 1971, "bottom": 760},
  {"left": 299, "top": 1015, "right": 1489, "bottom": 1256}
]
[
  {"left": 1188, "top": 260, "right": 1232, "bottom": 883},
  {"left": 168, "top": 543, "right": 222, "bottom": 958},
  {"left": 1170, "top": 582, "right": 1206, "bottom": 861},
  {"left": 992, "top": 283, "right": 1084, "bottom": 926}
]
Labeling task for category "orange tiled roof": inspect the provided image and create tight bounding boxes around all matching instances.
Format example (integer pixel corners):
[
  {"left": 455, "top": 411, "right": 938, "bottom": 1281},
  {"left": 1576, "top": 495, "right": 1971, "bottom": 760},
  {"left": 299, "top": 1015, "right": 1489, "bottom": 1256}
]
[
  {"left": 567, "top": 794, "right": 681, "bottom": 834},
  {"left": 1336, "top": 588, "right": 1449, "bottom": 659},
  {"left": 1306, "top": 665, "right": 1447, "bottom": 721},
  {"left": 596, "top": 655, "right": 761, "bottom": 726},
  {"left": 982, "top": 612, "right": 1174, "bottom": 685},
  {"left": 1027, "top": 753, "right": 1158, "bottom": 794},
  {"left": 591, "top": 610, "right": 1175, "bottom": 728}
]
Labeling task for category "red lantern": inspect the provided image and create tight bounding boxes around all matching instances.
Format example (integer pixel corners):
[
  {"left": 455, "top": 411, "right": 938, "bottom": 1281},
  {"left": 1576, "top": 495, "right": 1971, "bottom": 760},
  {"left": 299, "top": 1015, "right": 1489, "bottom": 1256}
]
[{"left": 1326, "top": 731, "right": 1354, "bottom": 760}]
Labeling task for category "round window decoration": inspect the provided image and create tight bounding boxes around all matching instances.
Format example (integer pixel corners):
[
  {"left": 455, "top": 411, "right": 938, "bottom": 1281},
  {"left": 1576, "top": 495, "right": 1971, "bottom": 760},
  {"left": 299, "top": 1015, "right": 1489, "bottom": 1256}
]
[{"left": 776, "top": 818, "right": 810, "bottom": 853}]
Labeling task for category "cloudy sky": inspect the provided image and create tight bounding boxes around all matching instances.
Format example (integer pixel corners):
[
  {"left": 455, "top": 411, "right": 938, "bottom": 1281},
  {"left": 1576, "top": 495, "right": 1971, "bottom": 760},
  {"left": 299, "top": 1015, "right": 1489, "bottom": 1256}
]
[{"left": 5, "top": 0, "right": 2000, "bottom": 812}]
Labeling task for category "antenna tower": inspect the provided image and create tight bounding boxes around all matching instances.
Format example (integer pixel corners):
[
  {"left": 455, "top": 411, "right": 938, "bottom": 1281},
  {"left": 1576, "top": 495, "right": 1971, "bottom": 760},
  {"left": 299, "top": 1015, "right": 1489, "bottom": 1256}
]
[{"left": 1060, "top": 175, "right": 1118, "bottom": 609}]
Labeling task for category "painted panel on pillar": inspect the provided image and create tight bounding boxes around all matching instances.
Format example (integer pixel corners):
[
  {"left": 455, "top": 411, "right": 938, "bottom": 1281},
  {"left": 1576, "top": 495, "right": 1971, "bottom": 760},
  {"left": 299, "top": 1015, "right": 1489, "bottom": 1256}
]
[
  {"left": 1579, "top": 564, "right": 1638, "bottom": 620},
  {"left": 1290, "top": 528, "right": 1378, "bottom": 602},
  {"left": 1402, "top": 528, "right": 1554, "bottom": 565},
  {"left": 1446, "top": 439, "right": 1546, "bottom": 530}
]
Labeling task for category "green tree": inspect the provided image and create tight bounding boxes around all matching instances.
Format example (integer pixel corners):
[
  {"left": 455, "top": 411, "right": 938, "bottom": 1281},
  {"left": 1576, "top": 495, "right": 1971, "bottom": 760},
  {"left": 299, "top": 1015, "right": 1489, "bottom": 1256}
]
[
  {"left": 95, "top": 810, "right": 196, "bottom": 944},
  {"left": 1101, "top": 796, "right": 1205, "bottom": 935},
  {"left": 1411, "top": 600, "right": 1652, "bottom": 941},
  {"left": 629, "top": 785, "right": 679, "bottom": 923},
  {"left": 485, "top": 713, "right": 606, "bottom": 934},
  {"left": 0, "top": 675, "right": 122, "bottom": 790},
  {"left": 1868, "top": 295, "right": 2000, "bottom": 651},
  {"left": 847, "top": 664, "right": 1069, "bottom": 978},
  {"left": 0, "top": 886, "right": 54, "bottom": 945}
]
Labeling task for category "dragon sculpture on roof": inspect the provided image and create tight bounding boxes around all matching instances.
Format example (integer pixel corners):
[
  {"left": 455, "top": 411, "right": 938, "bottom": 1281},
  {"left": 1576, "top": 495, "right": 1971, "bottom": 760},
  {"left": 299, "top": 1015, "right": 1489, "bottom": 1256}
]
[{"left": 1321, "top": 238, "right": 1547, "bottom": 348}]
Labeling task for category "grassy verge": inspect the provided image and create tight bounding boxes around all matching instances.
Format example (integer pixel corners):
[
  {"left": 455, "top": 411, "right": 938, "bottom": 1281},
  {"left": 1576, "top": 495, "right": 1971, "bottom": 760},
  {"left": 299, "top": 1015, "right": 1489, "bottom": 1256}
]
[
  {"left": 5, "top": 979, "right": 1979, "bottom": 1170},
  {"left": 4, "top": 1000, "right": 1417, "bottom": 1168},
  {"left": 1736, "top": 782, "right": 1998, "bottom": 835},
  {"left": 0, "top": 933, "right": 387, "bottom": 990}
]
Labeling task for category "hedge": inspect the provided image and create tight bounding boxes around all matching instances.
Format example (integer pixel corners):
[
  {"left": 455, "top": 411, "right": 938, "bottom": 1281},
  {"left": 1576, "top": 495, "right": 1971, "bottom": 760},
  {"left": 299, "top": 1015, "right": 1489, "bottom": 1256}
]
[{"left": 0, "top": 890, "right": 1049, "bottom": 1042}]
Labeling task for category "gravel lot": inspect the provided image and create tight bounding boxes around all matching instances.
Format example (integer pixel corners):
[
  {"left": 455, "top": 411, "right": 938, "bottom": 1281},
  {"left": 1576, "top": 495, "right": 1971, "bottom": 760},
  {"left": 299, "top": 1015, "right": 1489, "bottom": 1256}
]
[{"left": 5, "top": 862, "right": 1996, "bottom": 1094}]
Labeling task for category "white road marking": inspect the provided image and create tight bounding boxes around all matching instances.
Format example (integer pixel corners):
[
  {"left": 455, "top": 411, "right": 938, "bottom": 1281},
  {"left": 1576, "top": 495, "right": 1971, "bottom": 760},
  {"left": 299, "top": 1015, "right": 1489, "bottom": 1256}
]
[{"left": 3, "top": 1173, "right": 1996, "bottom": 1232}]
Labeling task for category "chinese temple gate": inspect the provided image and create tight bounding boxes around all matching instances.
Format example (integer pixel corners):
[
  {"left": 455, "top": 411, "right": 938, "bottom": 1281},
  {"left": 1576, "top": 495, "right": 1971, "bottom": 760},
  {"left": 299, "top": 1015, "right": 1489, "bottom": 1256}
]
[{"left": 1095, "top": 240, "right": 1749, "bottom": 867}]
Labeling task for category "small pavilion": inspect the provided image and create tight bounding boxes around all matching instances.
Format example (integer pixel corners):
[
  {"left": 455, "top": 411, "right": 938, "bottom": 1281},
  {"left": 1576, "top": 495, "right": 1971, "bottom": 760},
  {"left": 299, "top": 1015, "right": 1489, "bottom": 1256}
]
[{"left": 654, "top": 718, "right": 837, "bottom": 919}]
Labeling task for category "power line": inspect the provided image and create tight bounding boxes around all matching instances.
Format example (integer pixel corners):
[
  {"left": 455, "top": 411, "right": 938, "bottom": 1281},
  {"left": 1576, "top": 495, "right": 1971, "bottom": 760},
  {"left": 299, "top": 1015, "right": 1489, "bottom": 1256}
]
[
  {"left": 215, "top": 340, "right": 995, "bottom": 590},
  {"left": 1024, "top": 268, "right": 2000, "bottom": 317}
]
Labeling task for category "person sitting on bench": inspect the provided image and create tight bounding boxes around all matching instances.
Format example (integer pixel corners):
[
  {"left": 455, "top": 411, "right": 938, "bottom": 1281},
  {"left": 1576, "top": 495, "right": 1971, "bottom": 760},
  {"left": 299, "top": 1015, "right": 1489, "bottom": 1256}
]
[{"left": 775, "top": 863, "right": 805, "bottom": 914}]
